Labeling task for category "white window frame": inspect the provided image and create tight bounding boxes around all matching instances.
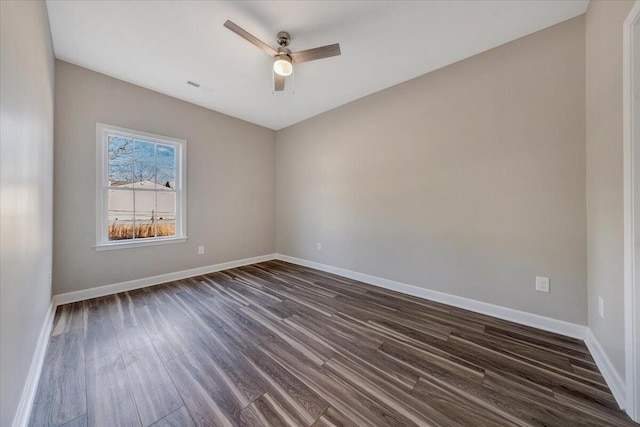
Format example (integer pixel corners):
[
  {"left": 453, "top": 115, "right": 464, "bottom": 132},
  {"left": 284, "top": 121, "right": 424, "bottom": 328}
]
[{"left": 95, "top": 123, "right": 187, "bottom": 250}]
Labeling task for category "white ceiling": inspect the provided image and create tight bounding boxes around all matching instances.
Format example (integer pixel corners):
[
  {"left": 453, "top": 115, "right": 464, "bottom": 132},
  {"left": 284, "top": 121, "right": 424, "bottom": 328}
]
[{"left": 46, "top": 0, "right": 589, "bottom": 130}]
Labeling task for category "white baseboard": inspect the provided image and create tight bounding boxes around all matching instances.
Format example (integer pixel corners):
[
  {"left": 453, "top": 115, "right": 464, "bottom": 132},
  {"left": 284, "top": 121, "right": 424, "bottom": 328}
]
[
  {"left": 12, "top": 302, "right": 55, "bottom": 427},
  {"left": 53, "top": 253, "right": 276, "bottom": 306},
  {"left": 275, "top": 254, "right": 587, "bottom": 340},
  {"left": 17, "top": 252, "right": 628, "bottom": 425},
  {"left": 585, "top": 329, "right": 627, "bottom": 410}
]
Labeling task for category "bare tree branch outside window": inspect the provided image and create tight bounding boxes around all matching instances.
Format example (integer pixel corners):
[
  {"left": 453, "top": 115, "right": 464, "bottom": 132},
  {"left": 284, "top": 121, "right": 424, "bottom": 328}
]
[{"left": 107, "top": 135, "right": 177, "bottom": 240}]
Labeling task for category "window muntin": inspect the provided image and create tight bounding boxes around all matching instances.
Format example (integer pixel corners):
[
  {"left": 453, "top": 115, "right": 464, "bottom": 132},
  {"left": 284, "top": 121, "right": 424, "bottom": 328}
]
[{"left": 96, "top": 124, "right": 186, "bottom": 249}]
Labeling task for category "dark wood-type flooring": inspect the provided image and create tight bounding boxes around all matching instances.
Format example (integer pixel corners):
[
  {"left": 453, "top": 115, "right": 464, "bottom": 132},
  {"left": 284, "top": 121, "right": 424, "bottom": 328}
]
[{"left": 30, "top": 260, "right": 635, "bottom": 426}]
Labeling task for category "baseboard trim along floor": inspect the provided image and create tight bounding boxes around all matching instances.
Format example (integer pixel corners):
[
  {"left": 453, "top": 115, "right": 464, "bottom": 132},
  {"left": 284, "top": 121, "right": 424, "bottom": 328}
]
[
  {"left": 28, "top": 252, "right": 627, "bottom": 425},
  {"left": 585, "top": 328, "right": 627, "bottom": 410},
  {"left": 52, "top": 253, "right": 278, "bottom": 306},
  {"left": 52, "top": 252, "right": 588, "bottom": 339},
  {"left": 12, "top": 303, "right": 55, "bottom": 427},
  {"left": 275, "top": 254, "right": 587, "bottom": 340}
]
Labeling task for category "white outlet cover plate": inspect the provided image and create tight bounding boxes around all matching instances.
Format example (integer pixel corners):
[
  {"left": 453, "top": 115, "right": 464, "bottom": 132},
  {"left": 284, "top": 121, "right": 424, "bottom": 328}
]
[
  {"left": 535, "top": 276, "right": 550, "bottom": 293},
  {"left": 598, "top": 297, "right": 604, "bottom": 318}
]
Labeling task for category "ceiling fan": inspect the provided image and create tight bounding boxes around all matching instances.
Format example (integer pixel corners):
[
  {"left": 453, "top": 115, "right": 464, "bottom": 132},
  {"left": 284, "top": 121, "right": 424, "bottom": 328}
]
[{"left": 223, "top": 20, "right": 341, "bottom": 92}]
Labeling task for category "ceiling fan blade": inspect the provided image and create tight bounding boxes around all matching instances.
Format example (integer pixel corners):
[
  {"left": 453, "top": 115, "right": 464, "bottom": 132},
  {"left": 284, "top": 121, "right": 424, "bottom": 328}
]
[
  {"left": 291, "top": 43, "right": 341, "bottom": 63},
  {"left": 274, "top": 73, "right": 285, "bottom": 92},
  {"left": 223, "top": 20, "right": 277, "bottom": 56}
]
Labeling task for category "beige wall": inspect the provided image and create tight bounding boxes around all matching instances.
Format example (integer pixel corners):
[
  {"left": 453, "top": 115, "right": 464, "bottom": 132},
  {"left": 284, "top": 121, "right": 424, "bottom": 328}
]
[
  {"left": 54, "top": 61, "right": 276, "bottom": 295},
  {"left": 585, "top": 0, "right": 635, "bottom": 378},
  {"left": 0, "top": 1, "right": 55, "bottom": 426},
  {"left": 276, "top": 16, "right": 587, "bottom": 324}
]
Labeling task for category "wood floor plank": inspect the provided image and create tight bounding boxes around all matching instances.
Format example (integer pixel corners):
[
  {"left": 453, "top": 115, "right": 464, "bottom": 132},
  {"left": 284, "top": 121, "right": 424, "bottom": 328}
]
[
  {"left": 33, "top": 261, "right": 635, "bottom": 426},
  {"left": 173, "top": 290, "right": 227, "bottom": 330},
  {"left": 448, "top": 332, "right": 616, "bottom": 401},
  {"left": 85, "top": 297, "right": 120, "bottom": 362},
  {"left": 238, "top": 342, "right": 330, "bottom": 425},
  {"left": 239, "top": 392, "right": 306, "bottom": 427},
  {"left": 117, "top": 326, "right": 184, "bottom": 426},
  {"left": 260, "top": 338, "right": 409, "bottom": 427},
  {"left": 450, "top": 327, "right": 575, "bottom": 373},
  {"left": 147, "top": 292, "right": 195, "bottom": 326},
  {"left": 59, "top": 414, "right": 87, "bottom": 427},
  {"left": 126, "top": 288, "right": 156, "bottom": 308},
  {"left": 240, "top": 306, "right": 335, "bottom": 365},
  {"left": 553, "top": 383, "right": 633, "bottom": 423},
  {"left": 86, "top": 353, "right": 141, "bottom": 427},
  {"left": 198, "top": 296, "right": 276, "bottom": 345},
  {"left": 134, "top": 304, "right": 190, "bottom": 362},
  {"left": 148, "top": 407, "right": 195, "bottom": 427},
  {"left": 350, "top": 319, "right": 486, "bottom": 385},
  {"left": 186, "top": 330, "right": 267, "bottom": 408},
  {"left": 29, "top": 329, "right": 86, "bottom": 427},
  {"left": 482, "top": 369, "right": 633, "bottom": 426},
  {"left": 164, "top": 351, "right": 237, "bottom": 427},
  {"left": 411, "top": 375, "right": 523, "bottom": 427},
  {"left": 52, "top": 302, "right": 86, "bottom": 336},
  {"left": 571, "top": 363, "right": 607, "bottom": 385},
  {"left": 324, "top": 354, "right": 459, "bottom": 426},
  {"left": 106, "top": 292, "right": 140, "bottom": 331},
  {"left": 311, "top": 406, "right": 359, "bottom": 427}
]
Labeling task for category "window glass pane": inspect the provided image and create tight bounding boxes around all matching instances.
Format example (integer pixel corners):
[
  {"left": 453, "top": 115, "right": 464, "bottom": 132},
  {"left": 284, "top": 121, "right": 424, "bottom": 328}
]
[
  {"left": 155, "top": 166, "right": 175, "bottom": 190},
  {"left": 157, "top": 192, "right": 176, "bottom": 237},
  {"left": 108, "top": 136, "right": 133, "bottom": 163},
  {"left": 134, "top": 163, "right": 156, "bottom": 187},
  {"left": 100, "top": 126, "right": 184, "bottom": 247},
  {"left": 134, "top": 139, "right": 155, "bottom": 164},
  {"left": 133, "top": 191, "right": 156, "bottom": 239},
  {"left": 108, "top": 190, "right": 133, "bottom": 240},
  {"left": 156, "top": 144, "right": 176, "bottom": 168},
  {"left": 108, "top": 162, "right": 135, "bottom": 187}
]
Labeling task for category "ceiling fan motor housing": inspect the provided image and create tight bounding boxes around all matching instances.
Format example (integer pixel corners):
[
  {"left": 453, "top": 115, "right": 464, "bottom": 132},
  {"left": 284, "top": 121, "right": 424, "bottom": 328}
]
[{"left": 277, "top": 31, "right": 291, "bottom": 47}]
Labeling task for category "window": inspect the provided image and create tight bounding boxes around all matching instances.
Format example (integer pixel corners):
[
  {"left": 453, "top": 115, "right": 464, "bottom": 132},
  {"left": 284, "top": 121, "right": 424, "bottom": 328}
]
[{"left": 96, "top": 123, "right": 187, "bottom": 250}]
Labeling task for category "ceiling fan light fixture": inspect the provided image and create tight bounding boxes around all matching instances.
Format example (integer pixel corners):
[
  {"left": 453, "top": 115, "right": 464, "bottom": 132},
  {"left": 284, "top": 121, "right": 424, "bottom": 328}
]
[
  {"left": 273, "top": 55, "right": 293, "bottom": 76},
  {"left": 223, "top": 20, "right": 341, "bottom": 92}
]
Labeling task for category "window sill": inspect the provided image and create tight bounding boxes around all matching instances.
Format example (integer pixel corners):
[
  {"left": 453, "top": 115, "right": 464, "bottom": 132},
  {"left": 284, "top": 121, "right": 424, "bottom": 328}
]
[{"left": 95, "top": 236, "right": 188, "bottom": 251}]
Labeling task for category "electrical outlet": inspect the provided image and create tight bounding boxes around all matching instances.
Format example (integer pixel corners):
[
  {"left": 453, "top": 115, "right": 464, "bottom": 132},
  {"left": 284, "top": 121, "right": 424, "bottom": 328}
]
[
  {"left": 535, "top": 276, "right": 550, "bottom": 293},
  {"left": 598, "top": 297, "right": 604, "bottom": 318},
  {"left": 198, "top": 246, "right": 205, "bottom": 255},
  {"left": 317, "top": 242, "right": 322, "bottom": 251}
]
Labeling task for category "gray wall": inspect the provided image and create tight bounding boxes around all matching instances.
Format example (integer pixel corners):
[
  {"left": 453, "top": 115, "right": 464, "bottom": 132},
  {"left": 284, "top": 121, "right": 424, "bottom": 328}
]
[
  {"left": 0, "top": 1, "right": 55, "bottom": 426},
  {"left": 276, "top": 16, "right": 587, "bottom": 325},
  {"left": 54, "top": 61, "right": 276, "bottom": 295},
  {"left": 585, "top": 0, "right": 635, "bottom": 379}
]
